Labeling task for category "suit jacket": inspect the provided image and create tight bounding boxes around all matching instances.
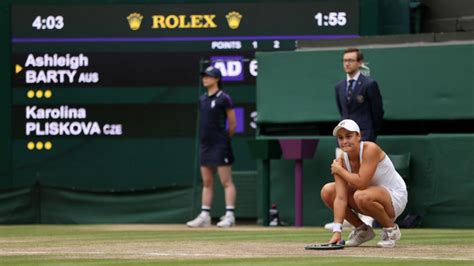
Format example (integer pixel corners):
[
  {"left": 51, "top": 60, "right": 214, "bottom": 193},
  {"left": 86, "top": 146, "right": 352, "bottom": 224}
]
[{"left": 335, "top": 74, "right": 384, "bottom": 141}]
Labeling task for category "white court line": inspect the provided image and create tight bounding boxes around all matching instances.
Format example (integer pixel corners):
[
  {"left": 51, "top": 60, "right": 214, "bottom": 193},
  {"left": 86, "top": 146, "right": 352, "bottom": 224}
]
[
  {"left": 144, "top": 253, "right": 240, "bottom": 257},
  {"left": 0, "top": 251, "right": 472, "bottom": 261},
  {"left": 0, "top": 251, "right": 105, "bottom": 255}
]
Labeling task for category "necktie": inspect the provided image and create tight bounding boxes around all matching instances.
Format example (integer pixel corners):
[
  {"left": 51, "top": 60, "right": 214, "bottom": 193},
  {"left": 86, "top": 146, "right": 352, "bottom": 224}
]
[{"left": 347, "top": 79, "right": 355, "bottom": 102}]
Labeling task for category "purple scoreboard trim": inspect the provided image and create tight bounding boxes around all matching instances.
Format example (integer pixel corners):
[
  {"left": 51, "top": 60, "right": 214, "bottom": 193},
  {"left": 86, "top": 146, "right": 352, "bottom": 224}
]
[
  {"left": 226, "top": 107, "right": 244, "bottom": 134},
  {"left": 210, "top": 56, "right": 244, "bottom": 82},
  {"left": 11, "top": 35, "right": 360, "bottom": 43}
]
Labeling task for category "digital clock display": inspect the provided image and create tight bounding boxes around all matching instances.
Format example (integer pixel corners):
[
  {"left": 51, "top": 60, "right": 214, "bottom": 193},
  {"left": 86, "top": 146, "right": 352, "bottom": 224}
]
[
  {"left": 32, "top": 16, "right": 64, "bottom": 30},
  {"left": 314, "top": 12, "right": 348, "bottom": 27}
]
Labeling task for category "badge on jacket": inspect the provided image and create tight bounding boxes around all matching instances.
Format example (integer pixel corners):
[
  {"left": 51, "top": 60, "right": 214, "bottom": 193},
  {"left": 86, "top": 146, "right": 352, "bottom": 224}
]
[{"left": 356, "top": 95, "right": 365, "bottom": 103}]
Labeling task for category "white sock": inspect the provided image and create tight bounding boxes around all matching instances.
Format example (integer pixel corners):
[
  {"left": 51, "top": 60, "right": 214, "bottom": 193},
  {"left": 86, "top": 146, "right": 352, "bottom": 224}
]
[
  {"left": 200, "top": 206, "right": 211, "bottom": 217},
  {"left": 225, "top": 206, "right": 235, "bottom": 217},
  {"left": 384, "top": 224, "right": 398, "bottom": 231}
]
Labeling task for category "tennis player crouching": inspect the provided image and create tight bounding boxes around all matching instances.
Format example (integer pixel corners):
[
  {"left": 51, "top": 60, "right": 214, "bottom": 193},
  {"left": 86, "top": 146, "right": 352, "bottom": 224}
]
[{"left": 321, "top": 119, "right": 408, "bottom": 248}]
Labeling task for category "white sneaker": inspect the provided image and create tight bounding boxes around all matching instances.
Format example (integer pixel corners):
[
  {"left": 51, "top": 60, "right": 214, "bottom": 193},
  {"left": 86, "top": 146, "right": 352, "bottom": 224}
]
[
  {"left": 186, "top": 214, "right": 211, "bottom": 228},
  {"left": 345, "top": 225, "right": 376, "bottom": 247},
  {"left": 377, "top": 224, "right": 401, "bottom": 248},
  {"left": 269, "top": 218, "right": 279, "bottom": 226},
  {"left": 217, "top": 215, "right": 235, "bottom": 228}
]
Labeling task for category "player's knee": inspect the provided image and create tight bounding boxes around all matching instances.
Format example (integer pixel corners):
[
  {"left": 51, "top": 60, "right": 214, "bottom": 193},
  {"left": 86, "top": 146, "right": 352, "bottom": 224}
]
[
  {"left": 202, "top": 179, "right": 214, "bottom": 188},
  {"left": 321, "top": 183, "right": 335, "bottom": 203},
  {"left": 353, "top": 190, "right": 372, "bottom": 206},
  {"left": 220, "top": 178, "right": 234, "bottom": 188}
]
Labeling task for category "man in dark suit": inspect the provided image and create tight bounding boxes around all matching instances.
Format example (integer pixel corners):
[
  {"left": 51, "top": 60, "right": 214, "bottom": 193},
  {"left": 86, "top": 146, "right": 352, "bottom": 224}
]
[{"left": 335, "top": 48, "right": 384, "bottom": 141}]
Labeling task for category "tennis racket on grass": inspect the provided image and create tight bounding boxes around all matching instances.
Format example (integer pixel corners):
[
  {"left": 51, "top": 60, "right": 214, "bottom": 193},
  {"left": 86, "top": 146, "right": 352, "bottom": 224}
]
[{"left": 305, "top": 240, "right": 345, "bottom": 250}]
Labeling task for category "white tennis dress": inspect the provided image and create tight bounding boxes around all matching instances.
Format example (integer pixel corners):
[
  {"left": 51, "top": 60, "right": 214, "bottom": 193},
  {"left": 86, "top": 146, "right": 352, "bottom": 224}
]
[{"left": 343, "top": 141, "right": 408, "bottom": 219}]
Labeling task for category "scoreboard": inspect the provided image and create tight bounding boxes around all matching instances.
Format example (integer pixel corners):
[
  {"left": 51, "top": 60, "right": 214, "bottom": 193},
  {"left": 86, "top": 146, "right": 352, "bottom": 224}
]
[{"left": 10, "top": 1, "right": 359, "bottom": 190}]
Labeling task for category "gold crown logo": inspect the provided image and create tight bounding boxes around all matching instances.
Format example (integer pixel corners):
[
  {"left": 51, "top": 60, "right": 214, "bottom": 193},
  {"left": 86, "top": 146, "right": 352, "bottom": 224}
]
[
  {"left": 127, "top": 12, "right": 144, "bottom": 31},
  {"left": 225, "top": 11, "right": 242, "bottom": 30}
]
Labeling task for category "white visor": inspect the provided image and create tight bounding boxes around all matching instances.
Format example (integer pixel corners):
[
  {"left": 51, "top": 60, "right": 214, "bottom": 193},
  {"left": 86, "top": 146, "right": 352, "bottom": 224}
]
[{"left": 332, "top": 119, "right": 360, "bottom": 136}]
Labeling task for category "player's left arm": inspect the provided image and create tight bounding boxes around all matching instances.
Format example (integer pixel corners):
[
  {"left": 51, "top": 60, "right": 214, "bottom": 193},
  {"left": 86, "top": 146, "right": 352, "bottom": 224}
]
[
  {"left": 226, "top": 108, "right": 237, "bottom": 137},
  {"left": 332, "top": 145, "right": 378, "bottom": 190},
  {"left": 356, "top": 145, "right": 379, "bottom": 188}
]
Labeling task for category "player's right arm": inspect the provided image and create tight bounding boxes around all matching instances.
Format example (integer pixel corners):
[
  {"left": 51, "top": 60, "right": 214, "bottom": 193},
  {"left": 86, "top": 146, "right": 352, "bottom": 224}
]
[{"left": 330, "top": 157, "right": 348, "bottom": 243}]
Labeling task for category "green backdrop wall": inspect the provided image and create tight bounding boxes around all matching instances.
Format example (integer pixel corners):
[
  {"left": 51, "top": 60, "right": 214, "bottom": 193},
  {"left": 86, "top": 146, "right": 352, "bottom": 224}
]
[{"left": 256, "top": 43, "right": 474, "bottom": 123}]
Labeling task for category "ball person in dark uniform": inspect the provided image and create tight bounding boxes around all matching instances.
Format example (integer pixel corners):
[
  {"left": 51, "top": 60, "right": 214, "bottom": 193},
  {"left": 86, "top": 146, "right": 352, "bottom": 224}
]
[{"left": 186, "top": 66, "right": 237, "bottom": 228}]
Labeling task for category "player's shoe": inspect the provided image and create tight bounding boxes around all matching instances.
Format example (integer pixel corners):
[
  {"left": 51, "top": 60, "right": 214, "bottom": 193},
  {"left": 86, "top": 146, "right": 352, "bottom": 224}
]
[
  {"left": 377, "top": 224, "right": 401, "bottom": 248},
  {"left": 186, "top": 214, "right": 211, "bottom": 228},
  {"left": 345, "top": 224, "right": 375, "bottom": 247},
  {"left": 217, "top": 214, "right": 235, "bottom": 228}
]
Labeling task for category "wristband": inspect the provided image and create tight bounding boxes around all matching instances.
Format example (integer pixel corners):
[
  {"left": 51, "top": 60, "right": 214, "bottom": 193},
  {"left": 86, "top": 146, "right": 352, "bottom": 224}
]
[{"left": 332, "top": 223, "right": 343, "bottom": 233}]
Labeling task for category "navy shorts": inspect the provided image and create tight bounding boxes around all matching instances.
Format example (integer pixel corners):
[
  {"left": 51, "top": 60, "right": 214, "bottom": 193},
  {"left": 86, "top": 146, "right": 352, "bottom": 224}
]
[{"left": 199, "top": 142, "right": 234, "bottom": 166}]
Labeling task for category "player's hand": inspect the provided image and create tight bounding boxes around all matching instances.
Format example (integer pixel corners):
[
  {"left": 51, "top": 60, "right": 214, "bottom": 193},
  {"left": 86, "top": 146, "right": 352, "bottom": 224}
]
[
  {"left": 331, "top": 157, "right": 343, "bottom": 175},
  {"left": 328, "top": 232, "right": 342, "bottom": 244}
]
